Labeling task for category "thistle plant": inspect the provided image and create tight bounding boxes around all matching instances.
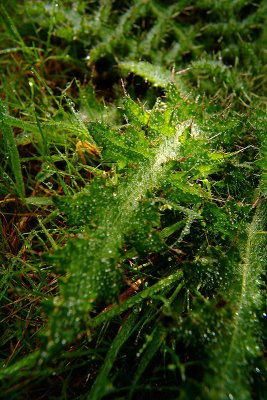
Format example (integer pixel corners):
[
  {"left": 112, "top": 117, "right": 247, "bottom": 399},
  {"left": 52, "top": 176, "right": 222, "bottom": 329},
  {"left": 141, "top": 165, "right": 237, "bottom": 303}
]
[{"left": 0, "top": 1, "right": 266, "bottom": 399}]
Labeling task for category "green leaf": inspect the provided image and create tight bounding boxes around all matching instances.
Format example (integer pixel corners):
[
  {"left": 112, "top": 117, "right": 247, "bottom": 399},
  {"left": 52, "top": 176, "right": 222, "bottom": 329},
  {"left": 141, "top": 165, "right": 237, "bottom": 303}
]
[
  {"left": 203, "top": 200, "right": 267, "bottom": 399},
  {"left": 119, "top": 61, "right": 173, "bottom": 88}
]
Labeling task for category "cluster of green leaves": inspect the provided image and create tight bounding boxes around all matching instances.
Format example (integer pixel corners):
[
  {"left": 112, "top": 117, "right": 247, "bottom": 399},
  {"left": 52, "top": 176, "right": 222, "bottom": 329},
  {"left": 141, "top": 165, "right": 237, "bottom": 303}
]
[{"left": 0, "top": 1, "right": 266, "bottom": 399}]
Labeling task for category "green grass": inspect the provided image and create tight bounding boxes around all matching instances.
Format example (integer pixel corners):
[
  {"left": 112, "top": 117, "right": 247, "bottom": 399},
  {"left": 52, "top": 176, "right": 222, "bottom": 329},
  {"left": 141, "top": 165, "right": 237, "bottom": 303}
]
[{"left": 0, "top": 1, "right": 266, "bottom": 399}]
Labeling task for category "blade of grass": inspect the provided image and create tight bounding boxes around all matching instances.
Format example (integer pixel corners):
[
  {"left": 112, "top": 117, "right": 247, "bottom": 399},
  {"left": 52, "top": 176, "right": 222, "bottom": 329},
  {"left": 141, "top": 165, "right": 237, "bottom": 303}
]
[
  {"left": 91, "top": 271, "right": 184, "bottom": 328},
  {"left": 129, "top": 326, "right": 166, "bottom": 399},
  {"left": 0, "top": 101, "right": 25, "bottom": 198},
  {"left": 88, "top": 312, "right": 139, "bottom": 400},
  {"left": 0, "top": 5, "right": 31, "bottom": 57}
]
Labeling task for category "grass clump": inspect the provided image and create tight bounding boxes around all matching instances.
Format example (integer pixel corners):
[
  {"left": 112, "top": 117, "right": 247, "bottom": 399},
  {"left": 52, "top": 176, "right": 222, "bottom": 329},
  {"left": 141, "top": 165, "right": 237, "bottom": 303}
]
[{"left": 0, "top": 1, "right": 266, "bottom": 399}]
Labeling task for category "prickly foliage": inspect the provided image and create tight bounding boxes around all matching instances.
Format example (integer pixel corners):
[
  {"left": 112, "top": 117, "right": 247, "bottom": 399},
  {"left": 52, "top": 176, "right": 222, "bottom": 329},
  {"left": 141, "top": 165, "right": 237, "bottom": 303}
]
[
  {"left": 45, "top": 89, "right": 208, "bottom": 348},
  {"left": 0, "top": 1, "right": 266, "bottom": 399}
]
